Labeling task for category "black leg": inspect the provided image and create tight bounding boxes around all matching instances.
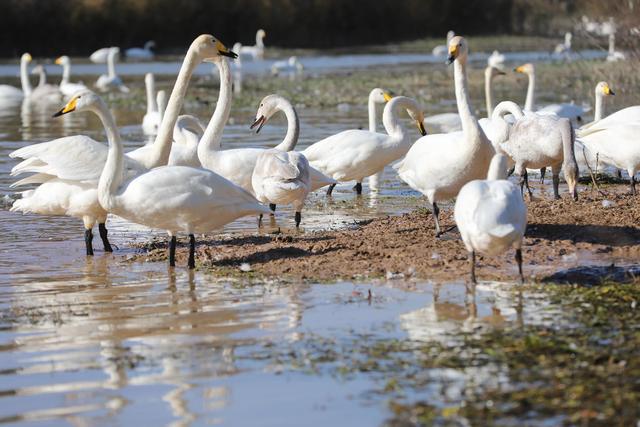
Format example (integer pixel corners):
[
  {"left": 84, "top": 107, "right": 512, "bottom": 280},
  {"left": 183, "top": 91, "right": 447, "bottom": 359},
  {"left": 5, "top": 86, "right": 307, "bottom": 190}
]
[
  {"left": 85, "top": 228, "right": 94, "bottom": 256},
  {"left": 169, "top": 236, "right": 177, "bottom": 267},
  {"left": 188, "top": 234, "right": 195, "bottom": 269},
  {"left": 258, "top": 213, "right": 263, "bottom": 226},
  {"left": 354, "top": 182, "right": 362, "bottom": 195},
  {"left": 523, "top": 170, "right": 533, "bottom": 198},
  {"left": 98, "top": 223, "right": 113, "bottom": 252},
  {"left": 617, "top": 169, "right": 623, "bottom": 179},
  {"left": 552, "top": 173, "right": 560, "bottom": 200},
  {"left": 269, "top": 203, "right": 276, "bottom": 213},
  {"left": 432, "top": 202, "right": 441, "bottom": 237},
  {"left": 326, "top": 183, "right": 336, "bottom": 197},
  {"left": 515, "top": 248, "right": 524, "bottom": 284},
  {"left": 470, "top": 251, "right": 477, "bottom": 284},
  {"left": 295, "top": 211, "right": 301, "bottom": 228},
  {"left": 630, "top": 176, "right": 637, "bottom": 195},
  {"left": 507, "top": 166, "right": 515, "bottom": 177},
  {"left": 540, "top": 167, "right": 546, "bottom": 184},
  {"left": 519, "top": 173, "right": 526, "bottom": 199}
]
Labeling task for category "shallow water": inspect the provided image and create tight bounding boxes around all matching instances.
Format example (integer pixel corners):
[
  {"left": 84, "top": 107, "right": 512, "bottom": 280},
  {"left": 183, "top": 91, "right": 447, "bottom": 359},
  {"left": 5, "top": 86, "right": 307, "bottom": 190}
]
[{"left": 0, "top": 47, "right": 636, "bottom": 425}]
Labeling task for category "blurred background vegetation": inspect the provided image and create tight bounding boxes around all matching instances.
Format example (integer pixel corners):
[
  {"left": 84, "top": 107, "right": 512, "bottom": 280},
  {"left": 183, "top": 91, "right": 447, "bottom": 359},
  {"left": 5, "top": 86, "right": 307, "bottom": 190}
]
[{"left": 0, "top": 0, "right": 637, "bottom": 57}]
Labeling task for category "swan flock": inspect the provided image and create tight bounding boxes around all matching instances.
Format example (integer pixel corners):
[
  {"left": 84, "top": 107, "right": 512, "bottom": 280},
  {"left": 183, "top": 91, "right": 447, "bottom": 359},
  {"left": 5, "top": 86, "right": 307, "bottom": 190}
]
[{"left": 8, "top": 28, "right": 631, "bottom": 285}]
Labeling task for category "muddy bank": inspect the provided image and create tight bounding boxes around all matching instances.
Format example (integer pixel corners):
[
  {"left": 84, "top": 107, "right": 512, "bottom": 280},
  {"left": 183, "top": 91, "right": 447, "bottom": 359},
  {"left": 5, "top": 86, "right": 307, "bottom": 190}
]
[{"left": 131, "top": 188, "right": 640, "bottom": 283}]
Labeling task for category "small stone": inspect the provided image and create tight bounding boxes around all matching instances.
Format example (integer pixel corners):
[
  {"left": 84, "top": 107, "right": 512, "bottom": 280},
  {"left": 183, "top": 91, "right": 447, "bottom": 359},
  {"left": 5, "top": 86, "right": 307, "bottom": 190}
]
[{"left": 239, "top": 263, "right": 251, "bottom": 272}]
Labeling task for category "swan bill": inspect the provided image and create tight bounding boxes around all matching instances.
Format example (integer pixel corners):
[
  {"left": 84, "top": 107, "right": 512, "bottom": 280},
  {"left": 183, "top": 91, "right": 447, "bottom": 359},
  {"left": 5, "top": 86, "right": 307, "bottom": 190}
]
[
  {"left": 383, "top": 92, "right": 393, "bottom": 102},
  {"left": 417, "top": 121, "right": 427, "bottom": 136},
  {"left": 250, "top": 115, "right": 266, "bottom": 133},
  {"left": 53, "top": 96, "right": 79, "bottom": 117},
  {"left": 215, "top": 39, "right": 238, "bottom": 59}
]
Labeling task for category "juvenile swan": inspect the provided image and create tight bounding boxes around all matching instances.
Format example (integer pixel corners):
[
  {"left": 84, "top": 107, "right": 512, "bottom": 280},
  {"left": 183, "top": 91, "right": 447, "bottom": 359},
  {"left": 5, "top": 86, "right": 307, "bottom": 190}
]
[{"left": 454, "top": 153, "right": 527, "bottom": 284}]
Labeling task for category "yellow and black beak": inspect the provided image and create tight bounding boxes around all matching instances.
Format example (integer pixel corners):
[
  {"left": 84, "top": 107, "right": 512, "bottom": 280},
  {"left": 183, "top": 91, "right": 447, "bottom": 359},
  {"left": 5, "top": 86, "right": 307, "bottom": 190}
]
[
  {"left": 52, "top": 97, "right": 78, "bottom": 117},
  {"left": 417, "top": 120, "right": 427, "bottom": 136},
  {"left": 250, "top": 115, "right": 266, "bottom": 133},
  {"left": 605, "top": 85, "right": 615, "bottom": 96},
  {"left": 383, "top": 92, "right": 393, "bottom": 102},
  {"left": 216, "top": 40, "right": 238, "bottom": 59},
  {"left": 54, "top": 57, "right": 63, "bottom": 65},
  {"left": 446, "top": 45, "right": 458, "bottom": 65},
  {"left": 514, "top": 65, "right": 524, "bottom": 73}
]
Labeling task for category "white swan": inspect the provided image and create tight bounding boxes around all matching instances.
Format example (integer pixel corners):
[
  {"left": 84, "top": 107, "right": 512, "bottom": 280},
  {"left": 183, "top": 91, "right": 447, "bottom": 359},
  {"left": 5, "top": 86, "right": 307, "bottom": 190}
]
[
  {"left": 0, "top": 54, "right": 31, "bottom": 105},
  {"left": 31, "top": 64, "right": 46, "bottom": 87},
  {"left": 514, "top": 62, "right": 588, "bottom": 124},
  {"left": 10, "top": 35, "right": 231, "bottom": 255},
  {"left": 574, "top": 82, "right": 615, "bottom": 173},
  {"left": 54, "top": 56, "right": 88, "bottom": 98},
  {"left": 432, "top": 30, "right": 455, "bottom": 57},
  {"left": 168, "top": 114, "right": 205, "bottom": 167},
  {"left": 499, "top": 109, "right": 579, "bottom": 200},
  {"left": 366, "top": 88, "right": 393, "bottom": 192},
  {"left": 251, "top": 95, "right": 318, "bottom": 228},
  {"left": 487, "top": 50, "right": 505, "bottom": 70},
  {"left": 553, "top": 32, "right": 573, "bottom": 56},
  {"left": 196, "top": 54, "right": 333, "bottom": 196},
  {"left": 142, "top": 73, "right": 161, "bottom": 135},
  {"left": 271, "top": 56, "right": 303, "bottom": 75},
  {"left": 454, "top": 153, "right": 527, "bottom": 284},
  {"left": 395, "top": 36, "right": 495, "bottom": 236},
  {"left": 606, "top": 33, "right": 626, "bottom": 62},
  {"left": 90, "top": 46, "right": 116, "bottom": 63},
  {"left": 28, "top": 64, "right": 63, "bottom": 102},
  {"left": 96, "top": 47, "right": 129, "bottom": 93},
  {"left": 55, "top": 91, "right": 268, "bottom": 269},
  {"left": 303, "top": 96, "right": 426, "bottom": 197},
  {"left": 238, "top": 29, "right": 266, "bottom": 60},
  {"left": 125, "top": 41, "right": 155, "bottom": 60}
]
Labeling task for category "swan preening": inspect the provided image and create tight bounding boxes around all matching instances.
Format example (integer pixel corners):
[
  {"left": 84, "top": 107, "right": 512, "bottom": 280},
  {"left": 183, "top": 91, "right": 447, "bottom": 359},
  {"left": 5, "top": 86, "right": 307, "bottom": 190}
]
[{"left": 454, "top": 153, "right": 527, "bottom": 284}]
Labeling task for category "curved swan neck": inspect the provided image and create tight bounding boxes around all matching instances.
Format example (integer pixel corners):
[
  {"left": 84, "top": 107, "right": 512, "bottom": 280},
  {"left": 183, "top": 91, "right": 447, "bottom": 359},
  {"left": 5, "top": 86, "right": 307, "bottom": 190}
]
[
  {"left": 145, "top": 75, "right": 157, "bottom": 114},
  {"left": 594, "top": 88, "right": 605, "bottom": 121},
  {"left": 274, "top": 100, "right": 299, "bottom": 151},
  {"left": 95, "top": 101, "right": 125, "bottom": 212},
  {"left": 382, "top": 97, "right": 410, "bottom": 140},
  {"left": 368, "top": 94, "right": 378, "bottom": 132},
  {"left": 484, "top": 68, "right": 495, "bottom": 118},
  {"left": 198, "top": 58, "right": 233, "bottom": 159},
  {"left": 524, "top": 71, "right": 535, "bottom": 112},
  {"left": 20, "top": 57, "right": 32, "bottom": 96},
  {"left": 145, "top": 43, "right": 201, "bottom": 169},
  {"left": 453, "top": 57, "right": 482, "bottom": 139},
  {"left": 492, "top": 101, "right": 524, "bottom": 121}
]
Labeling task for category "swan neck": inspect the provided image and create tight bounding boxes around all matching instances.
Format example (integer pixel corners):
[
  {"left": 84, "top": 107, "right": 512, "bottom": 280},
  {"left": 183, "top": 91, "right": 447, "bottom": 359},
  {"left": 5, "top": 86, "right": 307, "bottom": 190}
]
[
  {"left": 608, "top": 34, "right": 615, "bottom": 54},
  {"left": 20, "top": 58, "right": 32, "bottom": 96},
  {"left": 594, "top": 89, "right": 605, "bottom": 121},
  {"left": 256, "top": 33, "right": 264, "bottom": 47},
  {"left": 274, "top": 102, "right": 299, "bottom": 151},
  {"left": 368, "top": 96, "right": 377, "bottom": 132},
  {"left": 524, "top": 72, "right": 535, "bottom": 112},
  {"left": 453, "top": 58, "right": 481, "bottom": 139},
  {"left": 146, "top": 76, "right": 157, "bottom": 114},
  {"left": 198, "top": 58, "right": 233, "bottom": 160},
  {"left": 96, "top": 102, "right": 124, "bottom": 212},
  {"left": 484, "top": 72, "right": 494, "bottom": 118},
  {"left": 381, "top": 99, "right": 406, "bottom": 141},
  {"left": 61, "top": 63, "right": 70, "bottom": 84},
  {"left": 107, "top": 52, "right": 116, "bottom": 78},
  {"left": 487, "top": 157, "right": 507, "bottom": 180},
  {"left": 145, "top": 46, "right": 200, "bottom": 168}
]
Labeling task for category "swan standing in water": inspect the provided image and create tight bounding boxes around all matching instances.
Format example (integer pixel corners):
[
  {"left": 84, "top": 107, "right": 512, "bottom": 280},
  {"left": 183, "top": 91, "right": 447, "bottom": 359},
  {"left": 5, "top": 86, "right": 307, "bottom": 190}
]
[
  {"left": 454, "top": 153, "right": 527, "bottom": 284},
  {"left": 366, "top": 88, "right": 393, "bottom": 192},
  {"left": 29, "top": 64, "right": 63, "bottom": 102},
  {"left": 303, "top": 96, "right": 426, "bottom": 197},
  {"left": 396, "top": 36, "right": 495, "bottom": 236},
  {"left": 606, "top": 33, "right": 626, "bottom": 62},
  {"left": 0, "top": 54, "right": 32, "bottom": 105},
  {"left": 125, "top": 41, "right": 155, "bottom": 60},
  {"left": 514, "top": 63, "right": 588, "bottom": 124},
  {"left": 54, "top": 56, "right": 88, "bottom": 98},
  {"left": 250, "top": 95, "right": 316, "bottom": 228},
  {"left": 142, "top": 73, "right": 161, "bottom": 135},
  {"left": 54, "top": 92, "right": 268, "bottom": 269},
  {"left": 10, "top": 35, "right": 232, "bottom": 255},
  {"left": 238, "top": 29, "right": 266, "bottom": 60},
  {"left": 96, "top": 47, "right": 129, "bottom": 93}
]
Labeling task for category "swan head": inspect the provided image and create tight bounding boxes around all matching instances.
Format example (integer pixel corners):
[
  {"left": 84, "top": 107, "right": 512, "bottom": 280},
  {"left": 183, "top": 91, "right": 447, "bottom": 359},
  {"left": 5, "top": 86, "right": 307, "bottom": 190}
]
[
  {"left": 30, "top": 64, "right": 45, "bottom": 76},
  {"left": 53, "top": 90, "right": 103, "bottom": 117},
  {"left": 54, "top": 56, "right": 70, "bottom": 66},
  {"left": 596, "top": 81, "right": 614, "bottom": 96},
  {"left": 485, "top": 66, "right": 506, "bottom": 80},
  {"left": 21, "top": 53, "right": 32, "bottom": 63},
  {"left": 369, "top": 88, "right": 393, "bottom": 104},
  {"left": 144, "top": 40, "right": 156, "bottom": 50},
  {"left": 195, "top": 35, "right": 238, "bottom": 62},
  {"left": 446, "top": 36, "right": 468, "bottom": 65},
  {"left": 257, "top": 29, "right": 266, "bottom": 39},
  {"left": 250, "top": 94, "right": 291, "bottom": 133},
  {"left": 391, "top": 96, "right": 427, "bottom": 136},
  {"left": 144, "top": 72, "right": 155, "bottom": 86},
  {"left": 513, "top": 63, "right": 534, "bottom": 75}
]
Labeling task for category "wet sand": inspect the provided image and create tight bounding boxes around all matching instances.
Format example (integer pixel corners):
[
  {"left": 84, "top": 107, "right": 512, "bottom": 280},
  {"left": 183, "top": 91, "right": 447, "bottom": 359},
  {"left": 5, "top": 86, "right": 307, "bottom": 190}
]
[{"left": 132, "top": 185, "right": 640, "bottom": 284}]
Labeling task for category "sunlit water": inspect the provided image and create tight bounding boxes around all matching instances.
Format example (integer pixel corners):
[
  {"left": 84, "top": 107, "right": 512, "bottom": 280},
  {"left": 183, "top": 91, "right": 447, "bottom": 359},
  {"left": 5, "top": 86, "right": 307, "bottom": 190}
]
[{"left": 0, "top": 51, "right": 626, "bottom": 425}]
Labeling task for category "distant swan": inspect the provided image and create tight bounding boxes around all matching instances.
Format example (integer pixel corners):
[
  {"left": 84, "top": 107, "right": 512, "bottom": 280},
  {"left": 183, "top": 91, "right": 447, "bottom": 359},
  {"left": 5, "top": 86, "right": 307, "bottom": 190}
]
[
  {"left": 125, "top": 41, "right": 155, "bottom": 60},
  {"left": 239, "top": 29, "right": 266, "bottom": 60},
  {"left": 95, "top": 47, "right": 129, "bottom": 93},
  {"left": 55, "top": 56, "right": 88, "bottom": 98}
]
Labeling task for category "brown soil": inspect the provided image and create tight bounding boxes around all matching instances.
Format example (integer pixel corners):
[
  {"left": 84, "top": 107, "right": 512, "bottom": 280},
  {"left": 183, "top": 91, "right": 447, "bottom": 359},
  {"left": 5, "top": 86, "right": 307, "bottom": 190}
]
[{"left": 131, "top": 187, "right": 640, "bottom": 283}]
